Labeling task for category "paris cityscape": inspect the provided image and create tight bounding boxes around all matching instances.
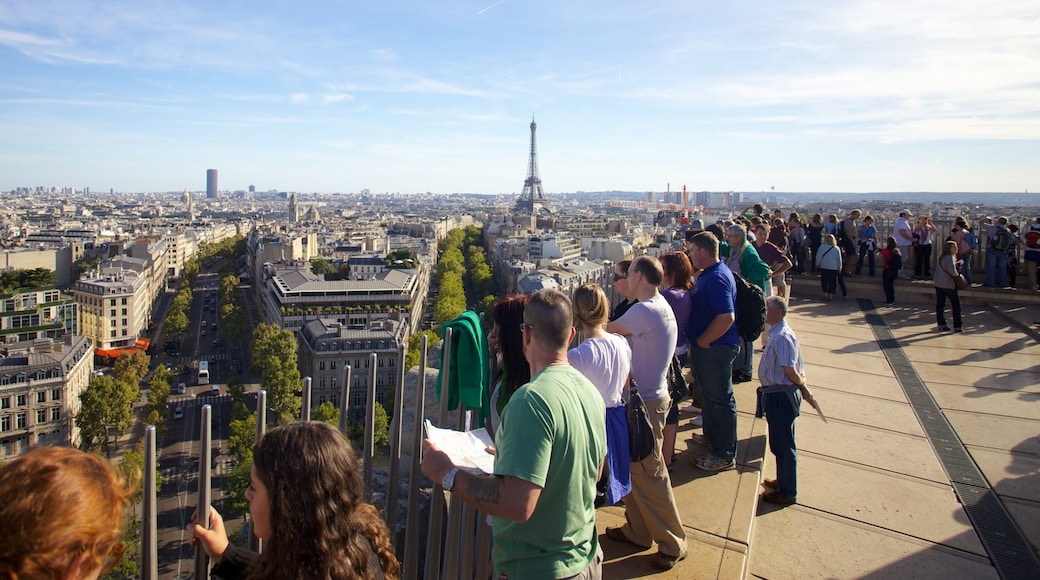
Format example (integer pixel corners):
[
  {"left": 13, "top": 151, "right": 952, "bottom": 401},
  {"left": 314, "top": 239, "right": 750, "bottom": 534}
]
[{"left": 1, "top": 1, "right": 1038, "bottom": 578}]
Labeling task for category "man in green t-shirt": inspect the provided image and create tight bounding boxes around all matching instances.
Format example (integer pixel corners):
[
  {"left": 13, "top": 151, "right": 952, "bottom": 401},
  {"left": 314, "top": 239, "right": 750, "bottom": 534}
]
[{"left": 422, "top": 289, "right": 608, "bottom": 579}]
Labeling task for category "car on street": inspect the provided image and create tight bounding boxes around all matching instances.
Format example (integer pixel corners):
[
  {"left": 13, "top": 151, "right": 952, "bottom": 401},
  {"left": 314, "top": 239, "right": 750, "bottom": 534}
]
[
  {"left": 176, "top": 382, "right": 186, "bottom": 394},
  {"left": 174, "top": 406, "right": 184, "bottom": 420}
]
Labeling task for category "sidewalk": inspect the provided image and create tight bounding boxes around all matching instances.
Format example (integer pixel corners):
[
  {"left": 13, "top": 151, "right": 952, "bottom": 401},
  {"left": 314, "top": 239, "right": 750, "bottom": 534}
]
[{"left": 595, "top": 276, "right": 1040, "bottom": 579}]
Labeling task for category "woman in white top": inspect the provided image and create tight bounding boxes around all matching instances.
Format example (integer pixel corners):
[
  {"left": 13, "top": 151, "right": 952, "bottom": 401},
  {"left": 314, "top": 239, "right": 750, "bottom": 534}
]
[
  {"left": 914, "top": 216, "right": 938, "bottom": 279},
  {"left": 568, "top": 283, "right": 632, "bottom": 505}
]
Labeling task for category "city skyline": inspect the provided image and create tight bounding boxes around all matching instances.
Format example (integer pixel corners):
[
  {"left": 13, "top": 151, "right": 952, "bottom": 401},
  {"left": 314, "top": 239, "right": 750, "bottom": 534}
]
[{"left": 1, "top": 1, "right": 1038, "bottom": 195}]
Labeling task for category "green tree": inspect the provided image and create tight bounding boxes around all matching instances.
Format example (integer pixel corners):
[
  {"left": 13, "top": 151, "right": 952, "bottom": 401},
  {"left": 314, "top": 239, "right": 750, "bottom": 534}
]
[
  {"left": 107, "top": 446, "right": 143, "bottom": 579},
  {"left": 311, "top": 401, "right": 340, "bottom": 426},
  {"left": 225, "top": 412, "right": 257, "bottom": 515},
  {"left": 310, "top": 257, "right": 334, "bottom": 275},
  {"left": 250, "top": 323, "right": 302, "bottom": 424},
  {"left": 228, "top": 413, "right": 257, "bottom": 462},
  {"left": 220, "top": 273, "right": 240, "bottom": 297},
  {"left": 114, "top": 350, "right": 150, "bottom": 386},
  {"left": 405, "top": 330, "right": 442, "bottom": 370},
  {"left": 347, "top": 403, "right": 390, "bottom": 448},
  {"left": 475, "top": 294, "right": 497, "bottom": 326},
  {"left": 164, "top": 309, "right": 188, "bottom": 336},
  {"left": 225, "top": 461, "right": 253, "bottom": 515},
  {"left": 77, "top": 376, "right": 138, "bottom": 456}
]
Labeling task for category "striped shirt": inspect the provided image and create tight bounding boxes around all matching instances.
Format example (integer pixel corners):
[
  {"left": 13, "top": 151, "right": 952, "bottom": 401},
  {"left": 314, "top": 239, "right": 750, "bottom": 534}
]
[{"left": 757, "top": 321, "right": 804, "bottom": 386}]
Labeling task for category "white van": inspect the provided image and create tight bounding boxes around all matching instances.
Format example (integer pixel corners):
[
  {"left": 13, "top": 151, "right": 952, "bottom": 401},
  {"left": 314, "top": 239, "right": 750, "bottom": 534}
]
[{"left": 210, "top": 384, "right": 220, "bottom": 397}]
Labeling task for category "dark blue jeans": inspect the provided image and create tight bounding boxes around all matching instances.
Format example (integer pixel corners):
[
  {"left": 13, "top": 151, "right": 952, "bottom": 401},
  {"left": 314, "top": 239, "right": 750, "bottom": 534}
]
[
  {"left": 935, "top": 287, "right": 962, "bottom": 329},
  {"left": 691, "top": 343, "right": 739, "bottom": 461},
  {"left": 985, "top": 249, "right": 1008, "bottom": 287},
  {"left": 763, "top": 390, "right": 801, "bottom": 499}
]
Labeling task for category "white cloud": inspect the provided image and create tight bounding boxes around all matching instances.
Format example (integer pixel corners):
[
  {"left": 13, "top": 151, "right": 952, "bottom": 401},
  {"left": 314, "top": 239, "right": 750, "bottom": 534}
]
[
  {"left": 322, "top": 94, "right": 353, "bottom": 104},
  {"left": 290, "top": 93, "right": 311, "bottom": 104}
]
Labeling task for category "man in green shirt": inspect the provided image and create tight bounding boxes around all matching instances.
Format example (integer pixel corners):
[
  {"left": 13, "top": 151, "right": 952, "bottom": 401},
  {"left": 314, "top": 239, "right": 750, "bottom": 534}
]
[{"left": 422, "top": 289, "right": 608, "bottom": 579}]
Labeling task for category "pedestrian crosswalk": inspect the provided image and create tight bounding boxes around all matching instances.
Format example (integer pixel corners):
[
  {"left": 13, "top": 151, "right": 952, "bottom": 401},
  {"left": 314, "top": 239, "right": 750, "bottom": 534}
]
[{"left": 170, "top": 353, "right": 231, "bottom": 365}]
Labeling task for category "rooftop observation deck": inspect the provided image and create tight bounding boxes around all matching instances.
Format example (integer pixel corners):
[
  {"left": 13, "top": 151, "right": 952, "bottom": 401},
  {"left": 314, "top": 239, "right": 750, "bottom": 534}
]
[{"left": 605, "top": 275, "right": 1040, "bottom": 579}]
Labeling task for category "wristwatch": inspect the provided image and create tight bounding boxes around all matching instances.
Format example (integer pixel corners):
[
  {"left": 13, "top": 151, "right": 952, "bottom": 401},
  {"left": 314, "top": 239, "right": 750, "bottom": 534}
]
[{"left": 442, "top": 467, "right": 461, "bottom": 491}]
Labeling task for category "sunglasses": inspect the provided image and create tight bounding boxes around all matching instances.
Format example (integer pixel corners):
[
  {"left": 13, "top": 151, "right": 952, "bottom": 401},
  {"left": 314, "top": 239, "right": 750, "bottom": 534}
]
[{"left": 613, "top": 273, "right": 628, "bottom": 281}]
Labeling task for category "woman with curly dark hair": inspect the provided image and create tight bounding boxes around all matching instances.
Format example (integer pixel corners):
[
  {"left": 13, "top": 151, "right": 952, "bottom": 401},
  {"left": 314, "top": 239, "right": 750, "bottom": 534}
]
[
  {"left": 191, "top": 421, "right": 401, "bottom": 579},
  {"left": 0, "top": 446, "right": 134, "bottom": 579},
  {"left": 487, "top": 294, "right": 531, "bottom": 435}
]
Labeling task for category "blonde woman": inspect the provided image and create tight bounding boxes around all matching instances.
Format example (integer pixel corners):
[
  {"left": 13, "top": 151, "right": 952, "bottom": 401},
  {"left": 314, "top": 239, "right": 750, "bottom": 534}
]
[
  {"left": 568, "top": 283, "right": 633, "bottom": 505},
  {"left": 815, "top": 234, "right": 842, "bottom": 301}
]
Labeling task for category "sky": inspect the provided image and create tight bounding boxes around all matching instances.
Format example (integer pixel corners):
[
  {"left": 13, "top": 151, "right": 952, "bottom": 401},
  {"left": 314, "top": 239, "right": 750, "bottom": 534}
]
[{"left": 1, "top": 0, "right": 1038, "bottom": 195}]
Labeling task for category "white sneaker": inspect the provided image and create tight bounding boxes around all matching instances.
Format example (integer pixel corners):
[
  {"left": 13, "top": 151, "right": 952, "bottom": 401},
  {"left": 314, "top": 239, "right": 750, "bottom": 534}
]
[
  {"left": 680, "top": 404, "right": 702, "bottom": 414},
  {"left": 689, "top": 415, "right": 703, "bottom": 427}
]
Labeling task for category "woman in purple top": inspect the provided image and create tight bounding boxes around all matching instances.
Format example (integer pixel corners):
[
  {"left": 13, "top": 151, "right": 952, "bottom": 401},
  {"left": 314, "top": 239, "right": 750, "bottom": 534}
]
[{"left": 659, "top": 251, "right": 694, "bottom": 469}]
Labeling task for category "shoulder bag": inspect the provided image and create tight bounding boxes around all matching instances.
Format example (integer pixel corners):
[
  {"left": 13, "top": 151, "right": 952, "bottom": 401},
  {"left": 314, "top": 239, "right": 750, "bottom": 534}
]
[
  {"left": 627, "top": 380, "right": 655, "bottom": 463},
  {"left": 667, "top": 355, "right": 690, "bottom": 402},
  {"left": 941, "top": 259, "right": 968, "bottom": 291}
]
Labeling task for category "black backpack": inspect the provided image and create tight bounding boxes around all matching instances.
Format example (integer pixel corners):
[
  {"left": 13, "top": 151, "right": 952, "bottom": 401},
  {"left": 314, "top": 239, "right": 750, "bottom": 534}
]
[
  {"left": 887, "top": 251, "right": 903, "bottom": 271},
  {"left": 834, "top": 219, "right": 850, "bottom": 246},
  {"left": 733, "top": 273, "right": 766, "bottom": 342}
]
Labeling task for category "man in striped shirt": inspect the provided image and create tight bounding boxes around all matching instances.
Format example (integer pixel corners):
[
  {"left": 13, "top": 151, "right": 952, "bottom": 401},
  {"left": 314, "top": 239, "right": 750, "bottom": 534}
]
[{"left": 755, "top": 296, "right": 814, "bottom": 506}]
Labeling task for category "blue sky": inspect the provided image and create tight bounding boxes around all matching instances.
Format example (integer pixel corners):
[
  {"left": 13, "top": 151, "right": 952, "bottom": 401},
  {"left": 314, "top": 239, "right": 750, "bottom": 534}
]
[{"left": 1, "top": 0, "right": 1037, "bottom": 195}]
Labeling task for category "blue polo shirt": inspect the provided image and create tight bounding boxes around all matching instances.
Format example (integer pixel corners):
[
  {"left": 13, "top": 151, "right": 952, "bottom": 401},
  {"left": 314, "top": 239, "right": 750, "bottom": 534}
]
[{"left": 686, "top": 260, "right": 740, "bottom": 347}]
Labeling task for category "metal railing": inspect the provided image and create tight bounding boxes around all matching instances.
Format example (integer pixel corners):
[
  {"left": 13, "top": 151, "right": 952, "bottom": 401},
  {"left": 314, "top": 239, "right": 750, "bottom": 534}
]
[{"left": 139, "top": 325, "right": 492, "bottom": 579}]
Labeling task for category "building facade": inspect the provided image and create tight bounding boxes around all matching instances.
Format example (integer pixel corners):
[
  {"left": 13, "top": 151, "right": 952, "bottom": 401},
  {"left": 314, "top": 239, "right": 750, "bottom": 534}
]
[
  {"left": 72, "top": 269, "right": 150, "bottom": 354},
  {"left": 296, "top": 318, "right": 405, "bottom": 421},
  {"left": 0, "top": 287, "right": 78, "bottom": 345},
  {"left": 0, "top": 335, "right": 93, "bottom": 461}
]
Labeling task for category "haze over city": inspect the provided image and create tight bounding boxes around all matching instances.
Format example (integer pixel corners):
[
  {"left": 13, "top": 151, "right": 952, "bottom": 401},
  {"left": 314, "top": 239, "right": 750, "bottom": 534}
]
[{"left": 1, "top": 0, "right": 1038, "bottom": 195}]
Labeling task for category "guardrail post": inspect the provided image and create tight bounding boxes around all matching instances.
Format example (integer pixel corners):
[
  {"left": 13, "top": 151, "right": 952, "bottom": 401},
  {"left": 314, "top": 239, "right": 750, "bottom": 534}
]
[
  {"left": 194, "top": 405, "right": 212, "bottom": 579},
  {"left": 142, "top": 426, "right": 158, "bottom": 580},
  {"left": 301, "top": 376, "right": 312, "bottom": 421}
]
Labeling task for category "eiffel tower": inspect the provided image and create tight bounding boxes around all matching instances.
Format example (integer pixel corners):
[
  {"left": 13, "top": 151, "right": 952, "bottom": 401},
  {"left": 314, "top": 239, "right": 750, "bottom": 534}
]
[{"left": 514, "top": 117, "right": 551, "bottom": 214}]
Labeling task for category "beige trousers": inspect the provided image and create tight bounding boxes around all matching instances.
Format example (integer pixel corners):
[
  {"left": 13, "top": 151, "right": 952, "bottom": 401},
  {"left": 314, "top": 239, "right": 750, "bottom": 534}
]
[{"left": 620, "top": 397, "right": 687, "bottom": 557}]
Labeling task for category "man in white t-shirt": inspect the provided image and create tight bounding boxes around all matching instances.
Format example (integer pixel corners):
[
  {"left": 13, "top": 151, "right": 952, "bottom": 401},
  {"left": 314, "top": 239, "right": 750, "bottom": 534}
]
[
  {"left": 893, "top": 210, "right": 914, "bottom": 279},
  {"left": 604, "top": 256, "right": 687, "bottom": 570}
]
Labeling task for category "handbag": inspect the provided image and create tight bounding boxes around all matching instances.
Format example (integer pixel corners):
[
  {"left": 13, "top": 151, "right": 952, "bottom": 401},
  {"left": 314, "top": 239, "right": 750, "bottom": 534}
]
[
  {"left": 667, "top": 355, "right": 689, "bottom": 402},
  {"left": 627, "top": 381, "right": 655, "bottom": 463},
  {"left": 942, "top": 260, "right": 968, "bottom": 290}
]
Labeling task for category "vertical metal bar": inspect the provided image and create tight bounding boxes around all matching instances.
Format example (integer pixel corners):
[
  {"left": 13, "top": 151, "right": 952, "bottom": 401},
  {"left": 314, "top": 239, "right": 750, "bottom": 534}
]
[
  {"left": 141, "top": 426, "right": 158, "bottom": 580},
  {"left": 458, "top": 503, "right": 478, "bottom": 580},
  {"left": 339, "top": 365, "right": 352, "bottom": 435},
  {"left": 405, "top": 333, "right": 430, "bottom": 580},
  {"left": 364, "top": 352, "right": 377, "bottom": 499},
  {"left": 194, "top": 404, "right": 212, "bottom": 580},
  {"left": 250, "top": 391, "right": 267, "bottom": 554},
  {"left": 424, "top": 329, "right": 453, "bottom": 580},
  {"left": 385, "top": 346, "right": 405, "bottom": 535},
  {"left": 301, "top": 376, "right": 312, "bottom": 421},
  {"left": 441, "top": 405, "right": 466, "bottom": 580}
]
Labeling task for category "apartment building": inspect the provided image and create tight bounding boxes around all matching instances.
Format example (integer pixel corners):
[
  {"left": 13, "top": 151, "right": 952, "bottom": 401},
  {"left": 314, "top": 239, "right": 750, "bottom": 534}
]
[
  {"left": 0, "top": 335, "right": 93, "bottom": 461},
  {"left": 72, "top": 269, "right": 150, "bottom": 356},
  {"left": 0, "top": 287, "right": 78, "bottom": 345},
  {"left": 296, "top": 318, "right": 405, "bottom": 421}
]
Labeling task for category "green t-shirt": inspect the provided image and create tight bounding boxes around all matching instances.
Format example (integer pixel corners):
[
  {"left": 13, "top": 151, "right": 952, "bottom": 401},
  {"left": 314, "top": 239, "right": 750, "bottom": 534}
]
[{"left": 492, "top": 365, "right": 607, "bottom": 579}]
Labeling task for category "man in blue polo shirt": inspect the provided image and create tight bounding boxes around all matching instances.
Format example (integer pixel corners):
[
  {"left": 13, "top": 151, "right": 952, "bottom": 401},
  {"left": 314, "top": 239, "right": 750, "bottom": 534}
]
[{"left": 685, "top": 232, "right": 741, "bottom": 472}]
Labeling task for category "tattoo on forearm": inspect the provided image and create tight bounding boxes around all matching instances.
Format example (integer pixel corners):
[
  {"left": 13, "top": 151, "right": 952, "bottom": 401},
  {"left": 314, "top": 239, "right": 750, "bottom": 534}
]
[{"left": 465, "top": 475, "right": 501, "bottom": 505}]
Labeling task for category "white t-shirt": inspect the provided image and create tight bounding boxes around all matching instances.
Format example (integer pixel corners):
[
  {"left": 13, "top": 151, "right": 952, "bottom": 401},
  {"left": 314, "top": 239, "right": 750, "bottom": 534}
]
[
  {"left": 616, "top": 293, "right": 677, "bottom": 402},
  {"left": 894, "top": 218, "right": 913, "bottom": 246},
  {"left": 568, "top": 333, "right": 632, "bottom": 408}
]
